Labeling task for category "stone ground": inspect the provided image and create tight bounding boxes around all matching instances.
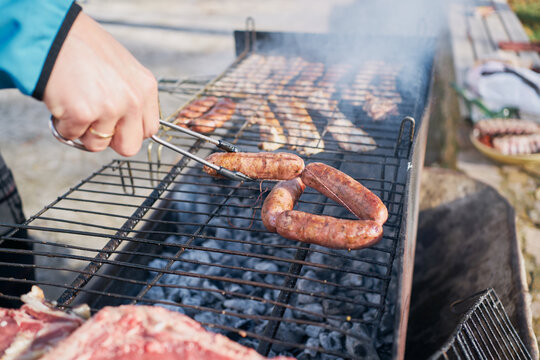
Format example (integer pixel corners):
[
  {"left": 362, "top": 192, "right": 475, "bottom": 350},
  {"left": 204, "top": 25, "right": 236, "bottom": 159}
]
[{"left": 1, "top": 0, "right": 538, "bottom": 352}]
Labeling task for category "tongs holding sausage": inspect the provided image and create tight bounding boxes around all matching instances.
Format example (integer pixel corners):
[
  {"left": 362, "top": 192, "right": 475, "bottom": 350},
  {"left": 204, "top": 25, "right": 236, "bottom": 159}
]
[
  {"left": 150, "top": 120, "right": 254, "bottom": 181},
  {"left": 49, "top": 116, "right": 254, "bottom": 182}
]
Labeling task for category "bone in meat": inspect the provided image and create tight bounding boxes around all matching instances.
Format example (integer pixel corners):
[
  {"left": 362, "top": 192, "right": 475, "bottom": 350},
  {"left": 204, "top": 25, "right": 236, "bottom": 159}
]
[{"left": 0, "top": 286, "right": 88, "bottom": 360}]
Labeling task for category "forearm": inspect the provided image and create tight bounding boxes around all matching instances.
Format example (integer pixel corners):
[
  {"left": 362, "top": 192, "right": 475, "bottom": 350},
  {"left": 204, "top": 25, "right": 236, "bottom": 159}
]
[{"left": 0, "top": 0, "right": 81, "bottom": 98}]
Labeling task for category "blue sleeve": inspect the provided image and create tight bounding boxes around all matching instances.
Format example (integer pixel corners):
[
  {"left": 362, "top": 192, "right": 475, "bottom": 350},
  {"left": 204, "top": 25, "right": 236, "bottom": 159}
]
[{"left": 0, "top": 0, "right": 81, "bottom": 99}]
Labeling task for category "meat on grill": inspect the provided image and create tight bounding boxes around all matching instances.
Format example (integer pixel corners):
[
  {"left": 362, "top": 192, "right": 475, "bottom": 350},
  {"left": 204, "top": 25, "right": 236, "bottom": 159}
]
[
  {"left": 276, "top": 211, "right": 383, "bottom": 250},
  {"left": 492, "top": 134, "right": 540, "bottom": 155},
  {"left": 0, "top": 286, "right": 88, "bottom": 360},
  {"left": 474, "top": 118, "right": 540, "bottom": 136},
  {"left": 362, "top": 92, "right": 398, "bottom": 121},
  {"left": 261, "top": 177, "right": 305, "bottom": 232},
  {"left": 242, "top": 98, "right": 287, "bottom": 151},
  {"left": 261, "top": 163, "right": 387, "bottom": 249},
  {"left": 40, "top": 305, "right": 294, "bottom": 360},
  {"left": 307, "top": 92, "right": 376, "bottom": 152},
  {"left": 270, "top": 97, "right": 324, "bottom": 156},
  {"left": 301, "top": 162, "right": 388, "bottom": 225},
  {"left": 326, "top": 117, "right": 377, "bottom": 152},
  {"left": 203, "top": 152, "right": 305, "bottom": 180},
  {"left": 189, "top": 98, "right": 237, "bottom": 134}
]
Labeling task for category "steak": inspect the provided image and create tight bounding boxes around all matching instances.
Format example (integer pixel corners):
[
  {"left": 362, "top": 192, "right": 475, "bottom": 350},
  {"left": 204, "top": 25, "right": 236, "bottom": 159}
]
[
  {"left": 41, "top": 305, "right": 295, "bottom": 360},
  {"left": 0, "top": 286, "right": 88, "bottom": 360}
]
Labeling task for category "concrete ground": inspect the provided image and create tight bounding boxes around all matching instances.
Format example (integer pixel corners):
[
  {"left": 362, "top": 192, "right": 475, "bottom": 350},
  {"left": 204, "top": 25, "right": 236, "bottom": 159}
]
[{"left": 1, "top": 0, "right": 537, "bottom": 352}]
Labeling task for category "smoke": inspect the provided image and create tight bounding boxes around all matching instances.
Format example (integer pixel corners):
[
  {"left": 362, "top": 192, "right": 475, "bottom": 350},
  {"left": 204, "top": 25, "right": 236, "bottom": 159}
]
[{"left": 328, "top": 0, "right": 448, "bottom": 38}]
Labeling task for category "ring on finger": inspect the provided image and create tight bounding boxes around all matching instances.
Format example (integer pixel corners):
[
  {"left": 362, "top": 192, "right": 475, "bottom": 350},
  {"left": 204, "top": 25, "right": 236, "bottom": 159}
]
[{"left": 89, "top": 126, "right": 115, "bottom": 139}]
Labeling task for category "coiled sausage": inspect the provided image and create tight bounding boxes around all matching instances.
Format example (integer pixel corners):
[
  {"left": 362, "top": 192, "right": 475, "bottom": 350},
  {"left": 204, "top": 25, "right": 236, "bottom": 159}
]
[{"left": 301, "top": 162, "right": 388, "bottom": 225}]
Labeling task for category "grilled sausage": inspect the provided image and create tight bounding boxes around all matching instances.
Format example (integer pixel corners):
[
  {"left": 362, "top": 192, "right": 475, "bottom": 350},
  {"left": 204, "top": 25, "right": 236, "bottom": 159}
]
[
  {"left": 190, "top": 119, "right": 216, "bottom": 133},
  {"left": 203, "top": 152, "right": 305, "bottom": 180},
  {"left": 190, "top": 98, "right": 236, "bottom": 133},
  {"left": 261, "top": 178, "right": 305, "bottom": 232},
  {"left": 275, "top": 211, "right": 383, "bottom": 250},
  {"left": 174, "top": 116, "right": 191, "bottom": 128},
  {"left": 178, "top": 109, "right": 203, "bottom": 119},
  {"left": 301, "top": 162, "right": 388, "bottom": 225}
]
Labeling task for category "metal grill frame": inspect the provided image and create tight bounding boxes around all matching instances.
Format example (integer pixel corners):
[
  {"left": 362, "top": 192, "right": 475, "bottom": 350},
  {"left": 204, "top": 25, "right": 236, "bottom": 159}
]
[
  {"left": 0, "top": 24, "right": 435, "bottom": 360},
  {"left": 430, "top": 289, "right": 532, "bottom": 360}
]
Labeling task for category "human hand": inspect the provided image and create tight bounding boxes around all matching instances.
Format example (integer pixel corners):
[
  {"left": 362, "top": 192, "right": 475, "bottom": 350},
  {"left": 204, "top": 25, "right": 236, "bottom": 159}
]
[{"left": 43, "top": 12, "right": 159, "bottom": 156}]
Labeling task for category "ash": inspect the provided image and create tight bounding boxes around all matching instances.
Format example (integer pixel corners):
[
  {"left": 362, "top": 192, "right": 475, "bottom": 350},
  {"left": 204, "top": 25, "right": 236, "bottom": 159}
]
[{"left": 143, "top": 180, "right": 397, "bottom": 360}]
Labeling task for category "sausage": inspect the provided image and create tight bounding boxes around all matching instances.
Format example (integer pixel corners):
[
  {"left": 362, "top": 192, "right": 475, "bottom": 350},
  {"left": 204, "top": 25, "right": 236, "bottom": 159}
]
[
  {"left": 301, "top": 162, "right": 388, "bottom": 225},
  {"left": 203, "top": 152, "right": 305, "bottom": 180},
  {"left": 261, "top": 178, "right": 305, "bottom": 232},
  {"left": 174, "top": 116, "right": 191, "bottom": 128},
  {"left": 189, "top": 98, "right": 236, "bottom": 133},
  {"left": 199, "top": 96, "right": 218, "bottom": 107},
  {"left": 189, "top": 118, "right": 216, "bottom": 133},
  {"left": 275, "top": 210, "right": 383, "bottom": 250},
  {"left": 186, "top": 103, "right": 211, "bottom": 113},
  {"left": 178, "top": 109, "right": 203, "bottom": 119}
]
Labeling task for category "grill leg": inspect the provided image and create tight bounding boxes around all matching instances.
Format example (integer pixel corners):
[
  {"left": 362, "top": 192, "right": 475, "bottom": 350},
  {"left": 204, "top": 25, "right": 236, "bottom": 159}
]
[{"left": 0, "top": 153, "right": 35, "bottom": 308}]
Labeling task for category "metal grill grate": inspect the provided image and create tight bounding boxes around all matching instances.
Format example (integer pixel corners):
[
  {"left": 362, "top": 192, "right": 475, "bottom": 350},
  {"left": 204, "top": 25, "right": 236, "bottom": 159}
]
[
  {"left": 0, "top": 28, "right": 434, "bottom": 360},
  {"left": 430, "top": 289, "right": 532, "bottom": 360}
]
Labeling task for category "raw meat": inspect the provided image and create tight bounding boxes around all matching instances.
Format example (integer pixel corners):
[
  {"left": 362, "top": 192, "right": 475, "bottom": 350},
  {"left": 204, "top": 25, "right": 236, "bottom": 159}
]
[
  {"left": 0, "top": 286, "right": 88, "bottom": 360},
  {"left": 41, "top": 305, "right": 295, "bottom": 360}
]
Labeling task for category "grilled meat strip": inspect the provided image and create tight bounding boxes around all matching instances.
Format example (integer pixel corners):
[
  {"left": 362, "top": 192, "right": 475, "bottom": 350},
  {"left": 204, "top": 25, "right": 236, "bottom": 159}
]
[
  {"left": 270, "top": 96, "right": 324, "bottom": 156},
  {"left": 307, "top": 92, "right": 377, "bottom": 152},
  {"left": 242, "top": 98, "right": 286, "bottom": 151},
  {"left": 362, "top": 92, "right": 398, "bottom": 121}
]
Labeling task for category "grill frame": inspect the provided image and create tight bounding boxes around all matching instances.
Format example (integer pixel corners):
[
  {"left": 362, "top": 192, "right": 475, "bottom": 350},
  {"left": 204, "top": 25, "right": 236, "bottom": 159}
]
[
  {"left": 430, "top": 289, "right": 533, "bottom": 360},
  {"left": 0, "top": 27, "right": 435, "bottom": 360}
]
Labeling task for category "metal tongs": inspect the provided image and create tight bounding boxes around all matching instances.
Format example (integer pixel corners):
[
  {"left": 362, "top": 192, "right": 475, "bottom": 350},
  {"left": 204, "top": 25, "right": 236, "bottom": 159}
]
[{"left": 49, "top": 116, "right": 254, "bottom": 182}]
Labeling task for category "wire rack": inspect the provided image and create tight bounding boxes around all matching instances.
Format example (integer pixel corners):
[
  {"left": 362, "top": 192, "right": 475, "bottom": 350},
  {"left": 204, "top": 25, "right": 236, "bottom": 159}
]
[
  {"left": 0, "top": 27, "right": 434, "bottom": 360},
  {"left": 430, "top": 289, "right": 532, "bottom": 360}
]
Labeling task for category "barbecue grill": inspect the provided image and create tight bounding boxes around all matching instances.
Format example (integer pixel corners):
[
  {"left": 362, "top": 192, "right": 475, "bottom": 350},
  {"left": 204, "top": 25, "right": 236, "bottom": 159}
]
[{"left": 0, "top": 23, "right": 435, "bottom": 359}]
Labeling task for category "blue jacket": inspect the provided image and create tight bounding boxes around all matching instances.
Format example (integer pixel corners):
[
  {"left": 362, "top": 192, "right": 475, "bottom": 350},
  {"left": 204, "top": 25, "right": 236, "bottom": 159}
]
[{"left": 0, "top": 0, "right": 81, "bottom": 99}]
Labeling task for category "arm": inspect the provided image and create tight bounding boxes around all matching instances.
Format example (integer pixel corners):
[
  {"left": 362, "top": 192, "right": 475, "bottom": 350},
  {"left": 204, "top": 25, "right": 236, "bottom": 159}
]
[{"left": 0, "top": 1, "right": 159, "bottom": 156}]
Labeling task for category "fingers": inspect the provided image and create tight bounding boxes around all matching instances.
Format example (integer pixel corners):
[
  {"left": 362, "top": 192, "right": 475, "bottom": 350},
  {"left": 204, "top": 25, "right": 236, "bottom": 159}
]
[
  {"left": 42, "top": 12, "right": 160, "bottom": 157},
  {"left": 140, "top": 69, "right": 160, "bottom": 139}
]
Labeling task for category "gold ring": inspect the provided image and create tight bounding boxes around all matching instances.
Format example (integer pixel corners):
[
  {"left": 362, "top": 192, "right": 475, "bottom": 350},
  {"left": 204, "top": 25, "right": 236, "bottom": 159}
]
[{"left": 89, "top": 127, "right": 115, "bottom": 139}]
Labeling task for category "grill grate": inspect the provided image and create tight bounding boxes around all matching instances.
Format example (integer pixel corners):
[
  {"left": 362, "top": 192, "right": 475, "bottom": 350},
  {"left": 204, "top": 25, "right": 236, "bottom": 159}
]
[
  {"left": 430, "top": 289, "right": 532, "bottom": 360},
  {"left": 0, "top": 29, "right": 434, "bottom": 360}
]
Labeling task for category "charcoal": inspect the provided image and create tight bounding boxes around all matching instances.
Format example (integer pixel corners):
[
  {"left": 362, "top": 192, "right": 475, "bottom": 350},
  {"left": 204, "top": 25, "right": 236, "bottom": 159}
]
[
  {"left": 144, "top": 285, "right": 165, "bottom": 300},
  {"left": 305, "top": 325, "right": 322, "bottom": 338},
  {"left": 143, "top": 180, "right": 396, "bottom": 359},
  {"left": 181, "top": 293, "right": 203, "bottom": 307},
  {"left": 340, "top": 273, "right": 364, "bottom": 287},
  {"left": 304, "top": 336, "right": 320, "bottom": 357},
  {"left": 254, "top": 261, "right": 279, "bottom": 273},
  {"left": 156, "top": 301, "right": 185, "bottom": 313},
  {"left": 346, "top": 334, "right": 380, "bottom": 360},
  {"left": 294, "top": 303, "right": 324, "bottom": 321},
  {"left": 223, "top": 299, "right": 267, "bottom": 315},
  {"left": 319, "top": 331, "right": 342, "bottom": 352},
  {"left": 272, "top": 322, "right": 305, "bottom": 353},
  {"left": 194, "top": 311, "right": 216, "bottom": 325},
  {"left": 264, "top": 274, "right": 277, "bottom": 284},
  {"left": 297, "top": 271, "right": 321, "bottom": 304},
  {"left": 166, "top": 286, "right": 190, "bottom": 301},
  {"left": 365, "top": 293, "right": 381, "bottom": 305}
]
